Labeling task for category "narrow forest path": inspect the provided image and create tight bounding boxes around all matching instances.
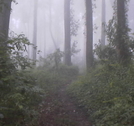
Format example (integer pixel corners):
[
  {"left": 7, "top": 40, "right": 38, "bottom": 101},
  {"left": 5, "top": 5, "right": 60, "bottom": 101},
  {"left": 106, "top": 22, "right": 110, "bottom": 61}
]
[{"left": 38, "top": 83, "right": 92, "bottom": 126}]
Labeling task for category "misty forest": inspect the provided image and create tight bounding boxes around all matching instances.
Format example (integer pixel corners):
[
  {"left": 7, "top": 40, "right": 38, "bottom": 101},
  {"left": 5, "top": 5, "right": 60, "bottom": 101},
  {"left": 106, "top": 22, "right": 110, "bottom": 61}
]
[{"left": 1, "top": 0, "right": 134, "bottom": 126}]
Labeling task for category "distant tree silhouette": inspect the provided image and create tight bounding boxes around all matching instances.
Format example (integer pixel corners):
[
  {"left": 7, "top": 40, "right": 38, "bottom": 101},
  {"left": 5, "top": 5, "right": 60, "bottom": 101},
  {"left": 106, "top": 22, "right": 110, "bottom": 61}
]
[
  {"left": 64, "top": 0, "right": 71, "bottom": 66},
  {"left": 85, "top": 0, "right": 93, "bottom": 71}
]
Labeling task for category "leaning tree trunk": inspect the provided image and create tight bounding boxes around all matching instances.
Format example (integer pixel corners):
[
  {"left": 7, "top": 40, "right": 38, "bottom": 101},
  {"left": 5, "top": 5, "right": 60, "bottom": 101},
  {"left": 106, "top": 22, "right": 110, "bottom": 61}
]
[
  {"left": 64, "top": 0, "right": 71, "bottom": 66},
  {"left": 116, "top": 0, "right": 130, "bottom": 64},
  {"left": 85, "top": 0, "right": 93, "bottom": 71},
  {"left": 101, "top": 0, "right": 106, "bottom": 46},
  {"left": 0, "top": 0, "right": 12, "bottom": 41},
  {"left": 32, "top": 0, "right": 38, "bottom": 60}
]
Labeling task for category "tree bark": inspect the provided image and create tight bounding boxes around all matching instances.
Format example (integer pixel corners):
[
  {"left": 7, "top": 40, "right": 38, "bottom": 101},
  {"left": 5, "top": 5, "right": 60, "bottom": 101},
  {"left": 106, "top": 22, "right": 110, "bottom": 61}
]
[
  {"left": 85, "top": 0, "right": 93, "bottom": 71},
  {"left": 64, "top": 0, "right": 71, "bottom": 66},
  {"left": 0, "top": 0, "right": 12, "bottom": 40}
]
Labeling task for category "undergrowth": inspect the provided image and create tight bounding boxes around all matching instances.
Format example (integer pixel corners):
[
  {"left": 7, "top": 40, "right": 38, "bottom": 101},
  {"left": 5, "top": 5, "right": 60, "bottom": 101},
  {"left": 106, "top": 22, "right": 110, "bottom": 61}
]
[
  {"left": 0, "top": 34, "right": 45, "bottom": 126},
  {"left": 31, "top": 55, "right": 79, "bottom": 96},
  {"left": 0, "top": 34, "right": 79, "bottom": 126},
  {"left": 68, "top": 64, "right": 134, "bottom": 126}
]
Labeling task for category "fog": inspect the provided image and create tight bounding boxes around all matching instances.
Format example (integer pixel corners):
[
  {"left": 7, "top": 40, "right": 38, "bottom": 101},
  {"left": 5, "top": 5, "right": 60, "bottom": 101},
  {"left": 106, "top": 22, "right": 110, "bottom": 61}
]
[{"left": 9, "top": 0, "right": 134, "bottom": 67}]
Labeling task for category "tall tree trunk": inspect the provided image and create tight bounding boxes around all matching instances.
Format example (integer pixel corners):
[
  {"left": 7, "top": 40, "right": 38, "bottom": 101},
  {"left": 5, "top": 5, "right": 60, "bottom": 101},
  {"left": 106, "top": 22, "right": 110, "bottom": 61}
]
[
  {"left": 32, "top": 0, "right": 38, "bottom": 60},
  {"left": 44, "top": 15, "right": 46, "bottom": 58},
  {"left": 64, "top": 0, "right": 71, "bottom": 66},
  {"left": 0, "top": 0, "right": 12, "bottom": 72},
  {"left": 49, "top": 2, "right": 57, "bottom": 49},
  {"left": 116, "top": 0, "right": 130, "bottom": 64},
  {"left": 0, "top": 0, "right": 12, "bottom": 41},
  {"left": 85, "top": 0, "right": 93, "bottom": 71},
  {"left": 101, "top": 0, "right": 106, "bottom": 46}
]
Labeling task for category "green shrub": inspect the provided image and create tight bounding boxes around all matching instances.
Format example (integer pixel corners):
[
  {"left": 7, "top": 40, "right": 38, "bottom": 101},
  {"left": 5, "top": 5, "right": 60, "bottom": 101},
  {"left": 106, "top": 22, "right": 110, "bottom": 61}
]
[
  {"left": 33, "top": 51, "right": 79, "bottom": 94},
  {"left": 0, "top": 34, "right": 44, "bottom": 126},
  {"left": 68, "top": 64, "right": 134, "bottom": 126},
  {"left": 0, "top": 34, "right": 79, "bottom": 126}
]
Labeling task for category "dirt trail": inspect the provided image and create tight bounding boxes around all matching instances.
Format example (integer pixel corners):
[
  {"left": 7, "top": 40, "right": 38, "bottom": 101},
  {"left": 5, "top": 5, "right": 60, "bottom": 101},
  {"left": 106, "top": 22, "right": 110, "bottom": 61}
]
[{"left": 38, "top": 84, "right": 92, "bottom": 126}]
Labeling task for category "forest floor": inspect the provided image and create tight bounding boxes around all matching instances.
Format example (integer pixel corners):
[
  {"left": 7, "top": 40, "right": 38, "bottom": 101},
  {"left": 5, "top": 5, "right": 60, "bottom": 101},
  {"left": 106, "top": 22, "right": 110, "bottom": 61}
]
[{"left": 38, "top": 82, "right": 92, "bottom": 126}]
